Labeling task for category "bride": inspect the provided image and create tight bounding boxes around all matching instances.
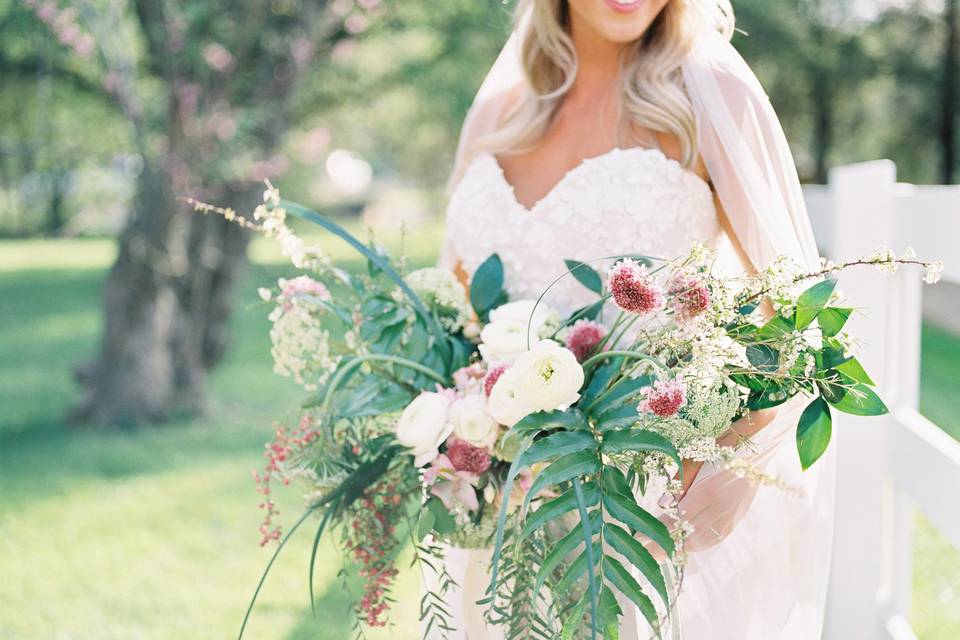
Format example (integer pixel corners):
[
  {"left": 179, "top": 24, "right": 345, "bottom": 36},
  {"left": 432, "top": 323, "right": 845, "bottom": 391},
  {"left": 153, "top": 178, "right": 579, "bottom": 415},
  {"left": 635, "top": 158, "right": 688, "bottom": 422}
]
[{"left": 435, "top": 1, "right": 835, "bottom": 638}]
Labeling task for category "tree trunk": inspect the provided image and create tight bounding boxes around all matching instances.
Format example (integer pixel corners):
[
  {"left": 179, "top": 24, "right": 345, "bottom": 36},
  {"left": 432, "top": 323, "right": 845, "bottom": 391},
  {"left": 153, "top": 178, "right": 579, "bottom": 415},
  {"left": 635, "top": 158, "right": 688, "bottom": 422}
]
[
  {"left": 942, "top": 0, "right": 958, "bottom": 184},
  {"left": 70, "top": 157, "right": 254, "bottom": 425}
]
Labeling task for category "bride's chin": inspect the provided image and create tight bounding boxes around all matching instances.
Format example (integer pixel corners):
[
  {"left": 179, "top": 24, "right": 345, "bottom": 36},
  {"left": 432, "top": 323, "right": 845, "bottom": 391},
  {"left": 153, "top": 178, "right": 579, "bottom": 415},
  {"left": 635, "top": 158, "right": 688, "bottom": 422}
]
[{"left": 569, "top": 0, "right": 669, "bottom": 45}]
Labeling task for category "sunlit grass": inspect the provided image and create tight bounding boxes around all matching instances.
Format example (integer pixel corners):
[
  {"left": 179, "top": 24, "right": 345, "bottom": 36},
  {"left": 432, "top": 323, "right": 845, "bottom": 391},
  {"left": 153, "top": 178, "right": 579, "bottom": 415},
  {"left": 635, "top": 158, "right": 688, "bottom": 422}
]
[{"left": 0, "top": 233, "right": 957, "bottom": 639}]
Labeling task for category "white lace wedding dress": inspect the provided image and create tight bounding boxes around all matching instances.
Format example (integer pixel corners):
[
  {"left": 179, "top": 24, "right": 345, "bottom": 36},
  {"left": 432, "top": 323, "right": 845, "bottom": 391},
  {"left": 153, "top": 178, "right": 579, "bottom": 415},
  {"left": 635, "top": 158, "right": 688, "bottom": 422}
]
[{"left": 434, "top": 145, "right": 836, "bottom": 639}]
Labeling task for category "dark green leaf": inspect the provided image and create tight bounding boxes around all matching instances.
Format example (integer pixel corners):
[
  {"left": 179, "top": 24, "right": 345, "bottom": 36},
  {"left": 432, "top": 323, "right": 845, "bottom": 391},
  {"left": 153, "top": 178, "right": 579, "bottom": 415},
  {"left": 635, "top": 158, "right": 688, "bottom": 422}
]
[
  {"left": 603, "top": 491, "right": 674, "bottom": 556},
  {"left": 597, "top": 586, "right": 623, "bottom": 640},
  {"left": 416, "top": 509, "right": 435, "bottom": 542},
  {"left": 470, "top": 254, "right": 505, "bottom": 318},
  {"left": 746, "top": 385, "right": 791, "bottom": 410},
  {"left": 580, "top": 357, "right": 624, "bottom": 407},
  {"left": 562, "top": 299, "right": 605, "bottom": 325},
  {"left": 595, "top": 404, "right": 641, "bottom": 431},
  {"left": 561, "top": 592, "right": 590, "bottom": 640},
  {"left": 512, "top": 408, "right": 588, "bottom": 434},
  {"left": 555, "top": 549, "right": 593, "bottom": 594},
  {"left": 796, "top": 397, "right": 833, "bottom": 470},
  {"left": 796, "top": 279, "right": 838, "bottom": 329},
  {"left": 565, "top": 259, "right": 604, "bottom": 294},
  {"left": 818, "top": 307, "right": 853, "bottom": 337},
  {"left": 757, "top": 314, "right": 796, "bottom": 340},
  {"left": 746, "top": 344, "right": 779, "bottom": 372},
  {"left": 589, "top": 375, "right": 653, "bottom": 415}
]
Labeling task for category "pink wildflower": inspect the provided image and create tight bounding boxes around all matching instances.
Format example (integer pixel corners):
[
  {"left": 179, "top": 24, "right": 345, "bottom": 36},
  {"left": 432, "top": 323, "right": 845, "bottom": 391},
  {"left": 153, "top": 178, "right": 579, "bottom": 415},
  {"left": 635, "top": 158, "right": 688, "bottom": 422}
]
[
  {"left": 668, "top": 274, "right": 710, "bottom": 319},
  {"left": 483, "top": 364, "right": 509, "bottom": 397},
  {"left": 638, "top": 379, "right": 688, "bottom": 417},
  {"left": 565, "top": 319, "right": 607, "bottom": 362},
  {"left": 281, "top": 275, "right": 330, "bottom": 300},
  {"left": 608, "top": 259, "right": 665, "bottom": 315}
]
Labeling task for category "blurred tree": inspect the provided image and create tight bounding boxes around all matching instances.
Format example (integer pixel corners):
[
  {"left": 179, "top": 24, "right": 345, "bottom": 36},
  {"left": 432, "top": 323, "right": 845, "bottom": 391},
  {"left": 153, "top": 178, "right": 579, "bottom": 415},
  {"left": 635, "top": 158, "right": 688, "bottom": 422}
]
[
  {"left": 12, "top": 0, "right": 381, "bottom": 425},
  {"left": 942, "top": 0, "right": 957, "bottom": 183}
]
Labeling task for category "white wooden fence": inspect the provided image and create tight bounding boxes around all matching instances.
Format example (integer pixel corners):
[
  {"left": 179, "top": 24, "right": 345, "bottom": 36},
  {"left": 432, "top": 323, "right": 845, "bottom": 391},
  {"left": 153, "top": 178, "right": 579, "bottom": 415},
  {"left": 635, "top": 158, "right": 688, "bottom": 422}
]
[{"left": 801, "top": 161, "right": 960, "bottom": 639}]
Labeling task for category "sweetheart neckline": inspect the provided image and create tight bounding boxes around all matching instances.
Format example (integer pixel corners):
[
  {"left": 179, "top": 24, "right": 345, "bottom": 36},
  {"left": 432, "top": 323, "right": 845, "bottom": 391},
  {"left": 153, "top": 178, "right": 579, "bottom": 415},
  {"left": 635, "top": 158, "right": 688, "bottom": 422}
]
[{"left": 479, "top": 147, "right": 712, "bottom": 214}]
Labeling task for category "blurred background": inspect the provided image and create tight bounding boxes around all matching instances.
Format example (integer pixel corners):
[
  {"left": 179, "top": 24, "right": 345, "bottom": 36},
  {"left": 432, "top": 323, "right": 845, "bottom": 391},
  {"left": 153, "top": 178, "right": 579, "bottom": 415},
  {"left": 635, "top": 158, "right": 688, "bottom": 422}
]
[{"left": 0, "top": 0, "right": 957, "bottom": 638}]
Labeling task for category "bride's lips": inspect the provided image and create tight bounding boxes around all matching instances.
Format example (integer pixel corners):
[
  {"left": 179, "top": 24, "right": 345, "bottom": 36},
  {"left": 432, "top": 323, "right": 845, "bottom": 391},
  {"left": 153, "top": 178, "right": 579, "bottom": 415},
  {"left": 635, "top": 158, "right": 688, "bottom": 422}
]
[{"left": 604, "top": 0, "right": 645, "bottom": 13}]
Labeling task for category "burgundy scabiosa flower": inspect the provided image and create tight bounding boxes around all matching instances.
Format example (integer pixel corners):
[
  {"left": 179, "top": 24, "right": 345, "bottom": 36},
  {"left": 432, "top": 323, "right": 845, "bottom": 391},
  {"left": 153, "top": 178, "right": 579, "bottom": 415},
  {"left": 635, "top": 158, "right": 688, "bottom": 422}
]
[
  {"left": 565, "top": 319, "right": 607, "bottom": 362},
  {"left": 483, "top": 363, "right": 509, "bottom": 397},
  {"left": 445, "top": 438, "right": 492, "bottom": 475},
  {"left": 608, "top": 258, "right": 665, "bottom": 315},
  {"left": 638, "top": 379, "right": 687, "bottom": 417},
  {"left": 668, "top": 274, "right": 710, "bottom": 319}
]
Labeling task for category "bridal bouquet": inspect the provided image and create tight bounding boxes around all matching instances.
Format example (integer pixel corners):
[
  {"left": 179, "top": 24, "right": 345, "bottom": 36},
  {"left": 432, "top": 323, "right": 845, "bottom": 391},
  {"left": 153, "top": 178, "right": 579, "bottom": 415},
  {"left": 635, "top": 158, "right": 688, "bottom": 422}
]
[{"left": 194, "top": 187, "right": 941, "bottom": 639}]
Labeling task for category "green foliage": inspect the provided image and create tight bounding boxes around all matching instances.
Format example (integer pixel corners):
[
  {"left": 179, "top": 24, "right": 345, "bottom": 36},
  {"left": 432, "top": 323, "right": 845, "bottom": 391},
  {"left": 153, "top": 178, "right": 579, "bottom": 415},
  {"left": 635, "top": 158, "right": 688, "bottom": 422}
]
[
  {"left": 797, "top": 396, "right": 833, "bottom": 469},
  {"left": 564, "top": 260, "right": 604, "bottom": 295},
  {"left": 470, "top": 253, "right": 507, "bottom": 320}
]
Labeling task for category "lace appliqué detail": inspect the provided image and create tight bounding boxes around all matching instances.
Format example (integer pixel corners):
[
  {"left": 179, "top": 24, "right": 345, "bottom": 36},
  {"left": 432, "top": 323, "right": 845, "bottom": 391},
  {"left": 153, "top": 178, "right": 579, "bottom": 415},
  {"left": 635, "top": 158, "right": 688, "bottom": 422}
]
[{"left": 444, "top": 147, "right": 722, "bottom": 317}]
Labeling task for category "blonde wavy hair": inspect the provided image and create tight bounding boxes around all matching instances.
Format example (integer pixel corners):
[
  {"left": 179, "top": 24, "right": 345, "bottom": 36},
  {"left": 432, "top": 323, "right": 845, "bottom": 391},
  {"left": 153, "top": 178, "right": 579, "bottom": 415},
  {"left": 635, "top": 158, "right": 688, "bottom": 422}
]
[{"left": 475, "top": 0, "right": 735, "bottom": 168}]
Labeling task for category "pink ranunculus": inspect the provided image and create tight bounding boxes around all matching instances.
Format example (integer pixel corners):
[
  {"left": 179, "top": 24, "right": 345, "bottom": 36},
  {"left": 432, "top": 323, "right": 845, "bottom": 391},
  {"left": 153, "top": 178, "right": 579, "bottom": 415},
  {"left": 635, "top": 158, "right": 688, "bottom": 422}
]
[
  {"left": 483, "top": 363, "right": 509, "bottom": 397},
  {"left": 565, "top": 319, "right": 607, "bottom": 362},
  {"left": 445, "top": 438, "right": 492, "bottom": 475},
  {"left": 452, "top": 363, "right": 486, "bottom": 394},
  {"left": 638, "top": 379, "right": 688, "bottom": 417},
  {"left": 668, "top": 274, "right": 711, "bottom": 319},
  {"left": 608, "top": 258, "right": 665, "bottom": 315}
]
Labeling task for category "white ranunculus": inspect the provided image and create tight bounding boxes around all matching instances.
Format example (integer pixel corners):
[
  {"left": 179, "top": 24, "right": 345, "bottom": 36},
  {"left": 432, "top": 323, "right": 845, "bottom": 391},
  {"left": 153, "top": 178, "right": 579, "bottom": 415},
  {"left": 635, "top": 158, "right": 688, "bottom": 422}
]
[
  {"left": 487, "top": 367, "right": 533, "bottom": 427},
  {"left": 395, "top": 392, "right": 453, "bottom": 466},
  {"left": 513, "top": 340, "right": 585, "bottom": 412},
  {"left": 478, "top": 300, "right": 556, "bottom": 365},
  {"left": 449, "top": 394, "right": 499, "bottom": 449}
]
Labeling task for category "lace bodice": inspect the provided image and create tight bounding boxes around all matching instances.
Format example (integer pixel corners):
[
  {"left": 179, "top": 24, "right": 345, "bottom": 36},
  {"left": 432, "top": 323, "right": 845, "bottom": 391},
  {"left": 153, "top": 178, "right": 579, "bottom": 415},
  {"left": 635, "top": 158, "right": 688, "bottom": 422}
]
[{"left": 444, "top": 147, "right": 727, "bottom": 317}]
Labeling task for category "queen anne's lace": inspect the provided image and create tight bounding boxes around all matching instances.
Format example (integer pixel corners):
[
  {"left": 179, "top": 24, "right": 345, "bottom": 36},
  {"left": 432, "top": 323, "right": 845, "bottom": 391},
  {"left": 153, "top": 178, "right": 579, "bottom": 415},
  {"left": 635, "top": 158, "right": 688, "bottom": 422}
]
[{"left": 445, "top": 147, "right": 722, "bottom": 318}]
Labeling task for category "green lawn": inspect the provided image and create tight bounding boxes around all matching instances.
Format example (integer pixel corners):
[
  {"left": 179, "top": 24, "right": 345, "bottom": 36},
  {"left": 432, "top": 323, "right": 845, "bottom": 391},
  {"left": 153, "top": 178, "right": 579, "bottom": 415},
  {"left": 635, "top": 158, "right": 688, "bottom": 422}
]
[{"left": 0, "top": 231, "right": 957, "bottom": 639}]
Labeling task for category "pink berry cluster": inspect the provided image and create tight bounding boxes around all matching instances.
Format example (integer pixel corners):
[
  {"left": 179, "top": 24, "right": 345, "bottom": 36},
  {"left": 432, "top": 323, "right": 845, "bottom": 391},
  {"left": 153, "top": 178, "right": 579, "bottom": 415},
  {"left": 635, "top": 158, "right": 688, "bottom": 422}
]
[
  {"left": 668, "top": 274, "right": 711, "bottom": 319},
  {"left": 446, "top": 438, "right": 492, "bottom": 475},
  {"left": 254, "top": 416, "right": 319, "bottom": 546},
  {"left": 638, "top": 379, "right": 688, "bottom": 417},
  {"left": 483, "top": 363, "right": 509, "bottom": 397},
  {"left": 608, "top": 259, "right": 665, "bottom": 315},
  {"left": 344, "top": 479, "right": 404, "bottom": 627},
  {"left": 565, "top": 319, "right": 607, "bottom": 362}
]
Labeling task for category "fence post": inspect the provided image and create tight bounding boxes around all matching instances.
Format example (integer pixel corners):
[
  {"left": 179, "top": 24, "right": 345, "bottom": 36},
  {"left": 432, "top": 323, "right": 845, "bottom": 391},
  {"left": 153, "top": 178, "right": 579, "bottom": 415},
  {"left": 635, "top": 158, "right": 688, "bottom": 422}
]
[{"left": 822, "top": 160, "right": 917, "bottom": 638}]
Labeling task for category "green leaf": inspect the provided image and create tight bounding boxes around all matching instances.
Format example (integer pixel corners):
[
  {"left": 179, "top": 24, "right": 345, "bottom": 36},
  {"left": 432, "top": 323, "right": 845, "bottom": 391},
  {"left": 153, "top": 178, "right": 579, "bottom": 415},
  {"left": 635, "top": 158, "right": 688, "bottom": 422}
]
[
  {"left": 796, "top": 278, "right": 838, "bottom": 330},
  {"left": 425, "top": 496, "right": 456, "bottom": 535},
  {"left": 572, "top": 478, "right": 600, "bottom": 640},
  {"left": 470, "top": 253, "right": 505, "bottom": 318},
  {"left": 561, "top": 592, "right": 591, "bottom": 640},
  {"left": 535, "top": 511, "right": 602, "bottom": 592},
  {"left": 562, "top": 299, "right": 605, "bottom": 325},
  {"left": 818, "top": 307, "right": 853, "bottom": 337},
  {"left": 605, "top": 523, "right": 669, "bottom": 609},
  {"left": 600, "top": 428, "right": 682, "bottom": 469},
  {"left": 597, "top": 586, "right": 623, "bottom": 640},
  {"left": 829, "top": 383, "right": 889, "bottom": 416},
  {"left": 796, "top": 397, "right": 833, "bottom": 470},
  {"left": 603, "top": 556, "right": 661, "bottom": 639},
  {"left": 594, "top": 404, "right": 641, "bottom": 431},
  {"left": 835, "top": 357, "right": 876, "bottom": 386},
  {"left": 565, "top": 259, "right": 604, "bottom": 294},
  {"left": 522, "top": 484, "right": 599, "bottom": 539},
  {"left": 757, "top": 314, "right": 796, "bottom": 339},
  {"left": 524, "top": 451, "right": 601, "bottom": 504},
  {"left": 746, "top": 385, "right": 791, "bottom": 410},
  {"left": 589, "top": 375, "right": 653, "bottom": 415},
  {"left": 580, "top": 357, "right": 624, "bottom": 407},
  {"left": 518, "top": 430, "right": 597, "bottom": 469},
  {"left": 555, "top": 547, "right": 594, "bottom": 594},
  {"left": 416, "top": 508, "right": 435, "bottom": 542},
  {"left": 603, "top": 491, "right": 675, "bottom": 556},
  {"left": 746, "top": 344, "right": 779, "bottom": 372},
  {"left": 512, "top": 408, "right": 588, "bottom": 434},
  {"left": 819, "top": 337, "right": 852, "bottom": 369}
]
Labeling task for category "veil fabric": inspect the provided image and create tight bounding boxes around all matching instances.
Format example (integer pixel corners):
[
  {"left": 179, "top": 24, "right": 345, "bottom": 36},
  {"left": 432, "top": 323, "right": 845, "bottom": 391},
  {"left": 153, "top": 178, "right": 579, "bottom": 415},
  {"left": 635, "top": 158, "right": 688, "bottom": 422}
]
[{"left": 436, "top": 9, "right": 836, "bottom": 640}]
